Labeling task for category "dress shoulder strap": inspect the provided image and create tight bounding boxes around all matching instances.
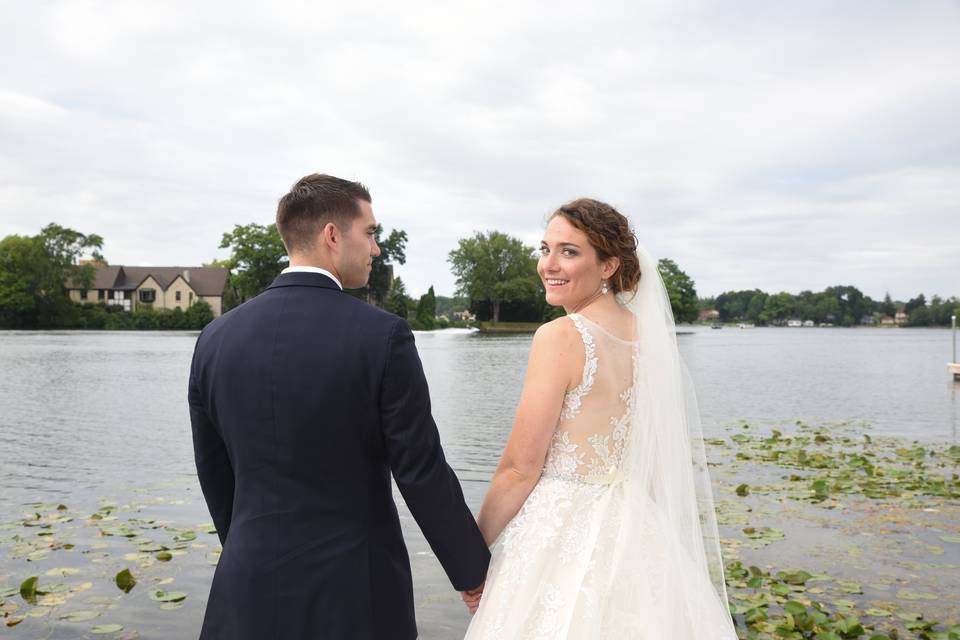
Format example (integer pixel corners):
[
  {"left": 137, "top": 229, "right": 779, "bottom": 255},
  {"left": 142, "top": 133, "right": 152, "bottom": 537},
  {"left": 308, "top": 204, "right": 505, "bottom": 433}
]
[{"left": 560, "top": 314, "right": 598, "bottom": 421}]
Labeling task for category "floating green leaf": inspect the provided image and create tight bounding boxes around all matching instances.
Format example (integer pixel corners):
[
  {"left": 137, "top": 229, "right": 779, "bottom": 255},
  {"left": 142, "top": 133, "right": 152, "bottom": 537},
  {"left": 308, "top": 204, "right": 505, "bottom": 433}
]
[
  {"left": 19, "top": 576, "right": 38, "bottom": 604},
  {"left": 59, "top": 610, "right": 99, "bottom": 622},
  {"left": 149, "top": 589, "right": 187, "bottom": 603},
  {"left": 115, "top": 568, "right": 136, "bottom": 593}
]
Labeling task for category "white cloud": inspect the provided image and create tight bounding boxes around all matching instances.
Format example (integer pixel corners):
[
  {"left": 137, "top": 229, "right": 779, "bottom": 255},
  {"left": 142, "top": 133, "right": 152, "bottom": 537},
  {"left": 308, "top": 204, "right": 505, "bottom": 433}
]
[{"left": 1, "top": 0, "right": 957, "bottom": 300}]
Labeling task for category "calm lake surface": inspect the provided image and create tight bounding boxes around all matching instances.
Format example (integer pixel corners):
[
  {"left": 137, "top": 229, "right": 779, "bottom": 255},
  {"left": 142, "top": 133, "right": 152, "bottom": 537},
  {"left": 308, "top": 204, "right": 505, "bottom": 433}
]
[{"left": 0, "top": 327, "right": 957, "bottom": 638}]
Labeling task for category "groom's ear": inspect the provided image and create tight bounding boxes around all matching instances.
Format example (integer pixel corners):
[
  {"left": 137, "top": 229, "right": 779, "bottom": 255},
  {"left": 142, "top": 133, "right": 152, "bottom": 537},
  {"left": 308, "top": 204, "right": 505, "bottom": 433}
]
[{"left": 320, "top": 221, "right": 340, "bottom": 252}]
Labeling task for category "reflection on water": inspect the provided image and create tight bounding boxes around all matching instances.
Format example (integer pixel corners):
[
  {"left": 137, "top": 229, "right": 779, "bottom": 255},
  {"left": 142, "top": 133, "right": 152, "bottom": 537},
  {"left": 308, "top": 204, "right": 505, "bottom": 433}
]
[{"left": 0, "top": 327, "right": 957, "bottom": 638}]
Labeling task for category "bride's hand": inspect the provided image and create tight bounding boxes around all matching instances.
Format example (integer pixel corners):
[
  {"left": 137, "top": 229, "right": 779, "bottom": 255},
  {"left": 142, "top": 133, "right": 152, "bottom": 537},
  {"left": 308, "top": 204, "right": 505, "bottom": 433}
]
[{"left": 461, "top": 581, "right": 484, "bottom": 615}]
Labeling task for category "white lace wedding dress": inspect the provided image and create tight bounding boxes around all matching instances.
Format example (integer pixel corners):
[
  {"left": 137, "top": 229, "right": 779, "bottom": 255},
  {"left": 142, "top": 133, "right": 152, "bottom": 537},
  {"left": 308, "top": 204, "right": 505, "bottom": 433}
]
[{"left": 464, "top": 313, "right": 738, "bottom": 640}]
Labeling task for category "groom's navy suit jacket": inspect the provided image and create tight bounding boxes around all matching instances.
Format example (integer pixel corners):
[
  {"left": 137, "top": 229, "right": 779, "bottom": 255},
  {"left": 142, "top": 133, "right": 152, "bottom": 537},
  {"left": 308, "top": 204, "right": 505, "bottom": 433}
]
[{"left": 188, "top": 271, "right": 490, "bottom": 639}]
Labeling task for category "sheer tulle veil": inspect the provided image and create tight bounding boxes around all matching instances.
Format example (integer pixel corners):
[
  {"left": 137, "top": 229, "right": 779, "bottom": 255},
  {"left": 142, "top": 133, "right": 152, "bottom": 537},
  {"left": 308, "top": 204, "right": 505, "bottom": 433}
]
[{"left": 603, "top": 242, "right": 730, "bottom": 621}]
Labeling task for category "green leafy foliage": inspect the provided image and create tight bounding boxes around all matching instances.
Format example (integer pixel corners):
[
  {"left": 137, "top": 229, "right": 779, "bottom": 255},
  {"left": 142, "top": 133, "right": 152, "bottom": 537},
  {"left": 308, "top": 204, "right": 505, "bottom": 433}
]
[
  {"left": 657, "top": 258, "right": 699, "bottom": 323},
  {"left": 448, "top": 231, "right": 540, "bottom": 323},
  {"left": 218, "top": 223, "right": 288, "bottom": 307},
  {"left": 709, "top": 287, "right": 959, "bottom": 327},
  {"left": 0, "top": 224, "right": 103, "bottom": 328},
  {"left": 413, "top": 285, "right": 437, "bottom": 330},
  {"left": 349, "top": 225, "right": 407, "bottom": 307}
]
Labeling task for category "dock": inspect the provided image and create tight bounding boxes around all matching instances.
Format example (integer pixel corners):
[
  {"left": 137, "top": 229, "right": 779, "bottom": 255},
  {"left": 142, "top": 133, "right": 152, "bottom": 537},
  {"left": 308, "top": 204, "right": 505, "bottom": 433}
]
[{"left": 951, "top": 363, "right": 960, "bottom": 381}]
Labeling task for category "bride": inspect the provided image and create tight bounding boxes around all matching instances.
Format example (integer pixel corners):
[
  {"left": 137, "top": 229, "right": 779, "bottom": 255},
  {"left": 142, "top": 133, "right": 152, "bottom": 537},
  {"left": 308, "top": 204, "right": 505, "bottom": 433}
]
[{"left": 462, "top": 199, "right": 738, "bottom": 639}]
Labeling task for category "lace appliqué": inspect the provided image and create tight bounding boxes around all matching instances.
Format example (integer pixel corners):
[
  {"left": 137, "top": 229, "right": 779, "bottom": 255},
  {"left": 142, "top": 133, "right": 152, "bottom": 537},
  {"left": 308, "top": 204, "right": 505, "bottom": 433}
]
[
  {"left": 523, "top": 584, "right": 566, "bottom": 639},
  {"left": 545, "top": 330, "right": 638, "bottom": 484},
  {"left": 559, "top": 315, "right": 596, "bottom": 421},
  {"left": 543, "top": 431, "right": 584, "bottom": 478}
]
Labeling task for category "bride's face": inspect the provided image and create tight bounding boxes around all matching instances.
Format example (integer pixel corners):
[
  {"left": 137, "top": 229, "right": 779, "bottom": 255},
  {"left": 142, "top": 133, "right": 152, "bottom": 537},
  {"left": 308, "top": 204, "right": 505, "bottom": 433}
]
[{"left": 538, "top": 215, "right": 612, "bottom": 308}]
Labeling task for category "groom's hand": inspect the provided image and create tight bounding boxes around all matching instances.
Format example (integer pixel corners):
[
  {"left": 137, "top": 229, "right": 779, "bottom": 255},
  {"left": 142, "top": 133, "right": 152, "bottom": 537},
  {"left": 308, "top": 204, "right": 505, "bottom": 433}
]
[{"left": 461, "top": 581, "right": 484, "bottom": 615}]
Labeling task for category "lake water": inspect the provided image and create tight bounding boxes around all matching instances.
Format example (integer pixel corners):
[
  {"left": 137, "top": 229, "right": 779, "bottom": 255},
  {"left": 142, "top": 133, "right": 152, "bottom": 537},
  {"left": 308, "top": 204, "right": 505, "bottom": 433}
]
[{"left": 0, "top": 327, "right": 957, "bottom": 637}]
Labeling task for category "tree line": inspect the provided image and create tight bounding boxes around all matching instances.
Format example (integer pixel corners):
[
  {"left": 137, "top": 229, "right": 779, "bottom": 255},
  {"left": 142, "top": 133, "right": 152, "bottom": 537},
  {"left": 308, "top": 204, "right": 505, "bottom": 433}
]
[
  {"left": 3, "top": 221, "right": 955, "bottom": 331},
  {"left": 218, "top": 225, "right": 702, "bottom": 326},
  {"left": 0, "top": 224, "right": 214, "bottom": 330},
  {"left": 703, "top": 288, "right": 960, "bottom": 327}
]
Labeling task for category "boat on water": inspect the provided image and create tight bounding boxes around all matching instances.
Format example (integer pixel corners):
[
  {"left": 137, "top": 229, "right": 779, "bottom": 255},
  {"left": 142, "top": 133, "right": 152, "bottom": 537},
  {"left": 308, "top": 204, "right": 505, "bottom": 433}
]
[
  {"left": 711, "top": 323, "right": 723, "bottom": 329},
  {"left": 737, "top": 323, "right": 755, "bottom": 329}
]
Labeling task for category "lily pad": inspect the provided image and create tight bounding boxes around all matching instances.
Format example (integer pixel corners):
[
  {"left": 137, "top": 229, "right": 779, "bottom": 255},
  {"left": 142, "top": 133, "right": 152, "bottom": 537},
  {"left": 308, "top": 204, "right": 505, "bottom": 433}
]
[
  {"left": 149, "top": 589, "right": 187, "bottom": 603},
  {"left": 59, "top": 609, "right": 99, "bottom": 622},
  {"left": 90, "top": 623, "right": 124, "bottom": 634},
  {"left": 115, "top": 568, "right": 136, "bottom": 593}
]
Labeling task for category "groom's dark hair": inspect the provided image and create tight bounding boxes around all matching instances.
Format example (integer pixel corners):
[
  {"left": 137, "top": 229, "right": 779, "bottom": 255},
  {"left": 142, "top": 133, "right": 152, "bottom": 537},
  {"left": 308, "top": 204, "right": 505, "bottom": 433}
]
[{"left": 276, "top": 173, "right": 372, "bottom": 254}]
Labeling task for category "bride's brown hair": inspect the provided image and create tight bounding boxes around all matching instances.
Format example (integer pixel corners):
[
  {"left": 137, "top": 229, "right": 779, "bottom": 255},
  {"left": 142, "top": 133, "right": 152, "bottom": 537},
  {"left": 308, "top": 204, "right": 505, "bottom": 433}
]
[{"left": 549, "top": 198, "right": 641, "bottom": 294}]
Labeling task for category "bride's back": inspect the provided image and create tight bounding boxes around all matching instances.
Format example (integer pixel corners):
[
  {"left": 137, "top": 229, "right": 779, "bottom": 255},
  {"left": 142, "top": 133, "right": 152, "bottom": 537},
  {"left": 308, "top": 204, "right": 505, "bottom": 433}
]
[{"left": 543, "top": 312, "right": 637, "bottom": 484}]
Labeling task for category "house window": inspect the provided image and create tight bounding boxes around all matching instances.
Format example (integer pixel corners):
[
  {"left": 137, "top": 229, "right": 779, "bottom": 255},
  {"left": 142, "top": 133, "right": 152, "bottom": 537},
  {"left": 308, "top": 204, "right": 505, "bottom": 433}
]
[
  {"left": 80, "top": 289, "right": 88, "bottom": 300},
  {"left": 98, "top": 289, "right": 105, "bottom": 300},
  {"left": 110, "top": 290, "right": 130, "bottom": 312},
  {"left": 139, "top": 289, "right": 156, "bottom": 304},
  {"left": 189, "top": 292, "right": 193, "bottom": 304},
  {"left": 176, "top": 291, "right": 181, "bottom": 302}
]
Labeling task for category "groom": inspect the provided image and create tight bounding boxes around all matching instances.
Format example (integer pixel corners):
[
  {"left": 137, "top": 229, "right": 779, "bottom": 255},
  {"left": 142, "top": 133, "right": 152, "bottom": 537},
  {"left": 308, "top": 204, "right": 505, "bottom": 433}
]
[{"left": 188, "top": 173, "right": 490, "bottom": 639}]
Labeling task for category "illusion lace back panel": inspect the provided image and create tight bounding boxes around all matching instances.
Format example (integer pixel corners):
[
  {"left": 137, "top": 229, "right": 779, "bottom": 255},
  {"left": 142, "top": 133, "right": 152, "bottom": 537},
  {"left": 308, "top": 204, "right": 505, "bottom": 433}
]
[{"left": 542, "top": 314, "right": 637, "bottom": 485}]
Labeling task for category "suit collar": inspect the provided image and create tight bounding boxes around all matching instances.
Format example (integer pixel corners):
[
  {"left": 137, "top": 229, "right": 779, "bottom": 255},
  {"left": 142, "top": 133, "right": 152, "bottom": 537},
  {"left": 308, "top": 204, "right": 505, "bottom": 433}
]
[{"left": 267, "top": 271, "right": 343, "bottom": 291}]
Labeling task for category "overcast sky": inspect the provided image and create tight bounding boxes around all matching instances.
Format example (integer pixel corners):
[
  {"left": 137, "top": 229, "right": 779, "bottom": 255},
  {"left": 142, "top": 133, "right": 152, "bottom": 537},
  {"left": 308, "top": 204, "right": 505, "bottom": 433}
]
[{"left": 1, "top": 1, "right": 958, "bottom": 300}]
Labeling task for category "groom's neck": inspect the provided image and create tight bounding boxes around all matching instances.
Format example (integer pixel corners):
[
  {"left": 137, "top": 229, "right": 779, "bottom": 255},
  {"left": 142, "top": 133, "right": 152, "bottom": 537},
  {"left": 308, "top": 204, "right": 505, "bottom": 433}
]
[{"left": 289, "top": 253, "right": 339, "bottom": 275}]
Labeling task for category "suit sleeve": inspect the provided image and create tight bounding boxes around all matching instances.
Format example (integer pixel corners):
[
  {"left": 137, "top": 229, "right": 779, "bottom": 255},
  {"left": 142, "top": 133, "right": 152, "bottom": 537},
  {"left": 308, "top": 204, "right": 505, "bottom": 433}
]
[
  {"left": 188, "top": 341, "right": 235, "bottom": 546},
  {"left": 380, "top": 319, "right": 491, "bottom": 591}
]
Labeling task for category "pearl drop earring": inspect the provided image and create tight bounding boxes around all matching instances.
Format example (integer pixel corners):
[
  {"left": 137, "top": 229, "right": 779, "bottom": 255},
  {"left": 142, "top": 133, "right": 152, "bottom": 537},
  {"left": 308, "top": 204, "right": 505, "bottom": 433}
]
[{"left": 601, "top": 281, "right": 609, "bottom": 295}]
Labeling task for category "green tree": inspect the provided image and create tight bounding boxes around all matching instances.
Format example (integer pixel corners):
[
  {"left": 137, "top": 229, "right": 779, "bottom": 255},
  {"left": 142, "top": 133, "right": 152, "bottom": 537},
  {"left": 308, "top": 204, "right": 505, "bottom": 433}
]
[
  {"left": 386, "top": 277, "right": 411, "bottom": 319},
  {"left": 448, "top": 231, "right": 539, "bottom": 323},
  {"left": 219, "top": 223, "right": 288, "bottom": 305},
  {"left": 356, "top": 226, "right": 407, "bottom": 307},
  {"left": 415, "top": 285, "right": 437, "bottom": 330},
  {"left": 760, "top": 292, "right": 795, "bottom": 324},
  {"left": 905, "top": 294, "right": 926, "bottom": 315},
  {"left": 0, "top": 235, "right": 47, "bottom": 328},
  {"left": 0, "top": 224, "right": 104, "bottom": 328},
  {"left": 715, "top": 289, "right": 764, "bottom": 322},
  {"left": 881, "top": 292, "right": 896, "bottom": 316},
  {"left": 745, "top": 292, "right": 768, "bottom": 324},
  {"left": 905, "top": 305, "right": 931, "bottom": 327},
  {"left": 820, "top": 285, "right": 866, "bottom": 326},
  {"left": 657, "top": 258, "right": 699, "bottom": 323}
]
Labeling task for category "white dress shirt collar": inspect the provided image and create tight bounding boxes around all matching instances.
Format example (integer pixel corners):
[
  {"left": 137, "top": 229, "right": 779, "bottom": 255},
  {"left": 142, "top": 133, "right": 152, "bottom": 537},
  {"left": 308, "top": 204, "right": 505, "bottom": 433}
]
[{"left": 281, "top": 266, "right": 343, "bottom": 290}]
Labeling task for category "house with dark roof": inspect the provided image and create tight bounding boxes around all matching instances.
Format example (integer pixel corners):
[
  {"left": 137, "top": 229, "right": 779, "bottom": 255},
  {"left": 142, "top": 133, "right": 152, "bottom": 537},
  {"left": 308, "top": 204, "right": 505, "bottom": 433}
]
[{"left": 67, "top": 265, "right": 229, "bottom": 317}]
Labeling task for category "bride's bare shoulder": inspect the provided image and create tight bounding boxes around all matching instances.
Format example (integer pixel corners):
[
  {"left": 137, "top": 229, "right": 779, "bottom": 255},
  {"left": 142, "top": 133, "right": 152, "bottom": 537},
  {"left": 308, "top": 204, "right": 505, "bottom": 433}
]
[
  {"left": 531, "top": 316, "right": 583, "bottom": 355},
  {"left": 528, "top": 317, "right": 584, "bottom": 388}
]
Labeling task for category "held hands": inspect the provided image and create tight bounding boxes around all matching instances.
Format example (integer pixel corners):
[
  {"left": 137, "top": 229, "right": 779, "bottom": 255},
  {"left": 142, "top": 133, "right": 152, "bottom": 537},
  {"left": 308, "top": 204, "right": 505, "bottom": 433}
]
[{"left": 460, "top": 580, "right": 484, "bottom": 616}]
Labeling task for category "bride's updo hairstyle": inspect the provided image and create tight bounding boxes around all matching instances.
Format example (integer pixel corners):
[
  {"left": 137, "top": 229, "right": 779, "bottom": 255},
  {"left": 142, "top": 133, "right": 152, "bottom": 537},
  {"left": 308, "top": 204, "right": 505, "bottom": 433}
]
[{"left": 550, "top": 198, "right": 642, "bottom": 294}]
